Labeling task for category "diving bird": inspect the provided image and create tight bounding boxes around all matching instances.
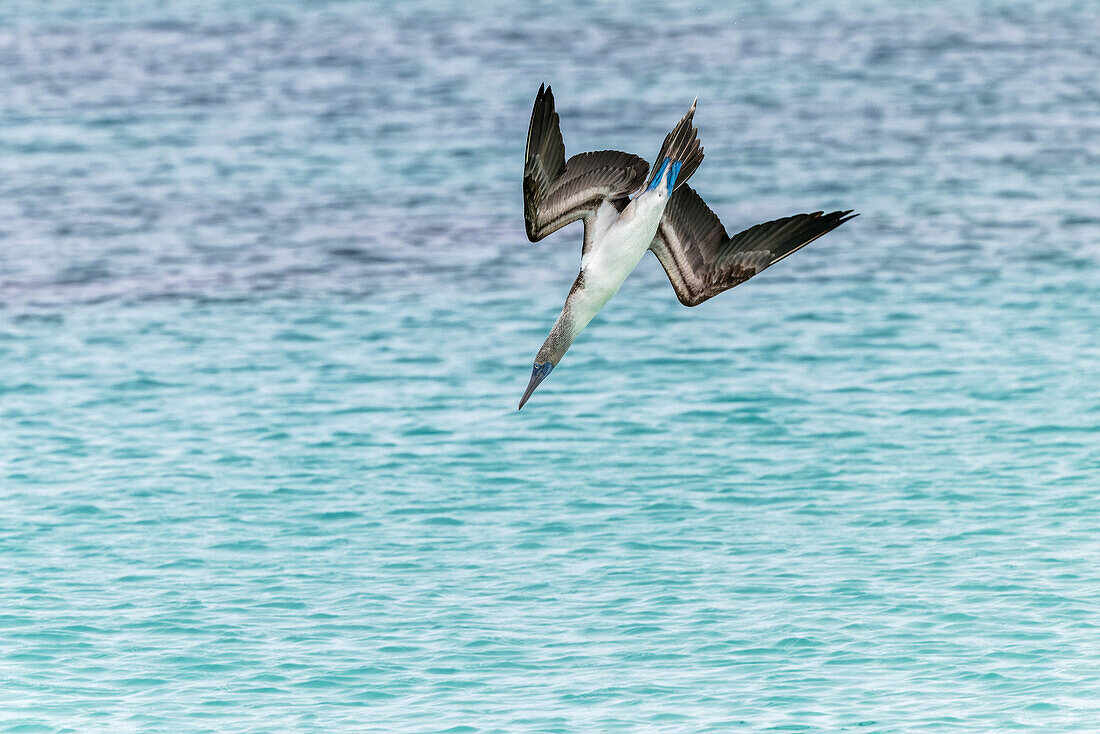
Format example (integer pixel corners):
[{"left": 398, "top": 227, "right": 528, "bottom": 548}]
[{"left": 518, "top": 84, "right": 856, "bottom": 410}]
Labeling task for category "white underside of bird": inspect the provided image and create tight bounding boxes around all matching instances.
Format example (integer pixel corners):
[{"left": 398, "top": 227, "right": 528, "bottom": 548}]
[
  {"left": 518, "top": 84, "right": 857, "bottom": 409},
  {"left": 554, "top": 178, "right": 672, "bottom": 345}
]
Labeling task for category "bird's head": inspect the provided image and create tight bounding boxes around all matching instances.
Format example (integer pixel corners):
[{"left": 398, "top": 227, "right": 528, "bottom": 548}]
[{"left": 518, "top": 360, "right": 554, "bottom": 410}]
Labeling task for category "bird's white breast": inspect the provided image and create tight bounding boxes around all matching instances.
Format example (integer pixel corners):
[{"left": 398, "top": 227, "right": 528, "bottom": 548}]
[{"left": 580, "top": 188, "right": 669, "bottom": 307}]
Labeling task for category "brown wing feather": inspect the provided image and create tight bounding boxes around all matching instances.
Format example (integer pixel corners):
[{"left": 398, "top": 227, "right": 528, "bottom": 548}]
[
  {"left": 650, "top": 185, "right": 857, "bottom": 306},
  {"left": 523, "top": 85, "right": 649, "bottom": 243}
]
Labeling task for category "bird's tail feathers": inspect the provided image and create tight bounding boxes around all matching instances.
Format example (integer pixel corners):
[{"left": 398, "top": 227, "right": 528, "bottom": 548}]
[{"left": 646, "top": 97, "right": 704, "bottom": 193}]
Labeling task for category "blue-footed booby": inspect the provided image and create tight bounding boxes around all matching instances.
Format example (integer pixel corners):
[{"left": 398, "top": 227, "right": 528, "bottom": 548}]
[{"left": 518, "top": 84, "right": 856, "bottom": 410}]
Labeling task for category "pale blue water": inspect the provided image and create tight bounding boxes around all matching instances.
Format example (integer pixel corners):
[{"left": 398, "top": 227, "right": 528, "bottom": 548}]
[{"left": 2, "top": 1, "right": 1100, "bottom": 731}]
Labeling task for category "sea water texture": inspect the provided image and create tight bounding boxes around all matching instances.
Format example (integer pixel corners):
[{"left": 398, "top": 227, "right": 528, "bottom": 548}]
[{"left": 2, "top": 0, "right": 1099, "bottom": 731}]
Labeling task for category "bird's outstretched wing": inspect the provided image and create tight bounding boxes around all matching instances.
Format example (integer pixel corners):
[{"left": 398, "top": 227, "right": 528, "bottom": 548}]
[
  {"left": 524, "top": 84, "right": 649, "bottom": 243},
  {"left": 650, "top": 185, "right": 857, "bottom": 306}
]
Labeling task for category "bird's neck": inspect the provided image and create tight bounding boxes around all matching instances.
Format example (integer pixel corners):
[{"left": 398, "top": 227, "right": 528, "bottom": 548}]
[
  {"left": 535, "top": 272, "right": 599, "bottom": 366},
  {"left": 534, "top": 306, "right": 576, "bottom": 367}
]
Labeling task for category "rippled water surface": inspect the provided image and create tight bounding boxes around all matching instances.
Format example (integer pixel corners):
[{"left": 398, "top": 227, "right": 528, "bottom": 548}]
[{"left": 2, "top": 1, "right": 1100, "bottom": 731}]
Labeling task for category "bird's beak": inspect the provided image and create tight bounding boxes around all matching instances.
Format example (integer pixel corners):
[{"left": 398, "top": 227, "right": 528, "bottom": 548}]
[{"left": 518, "top": 361, "right": 554, "bottom": 410}]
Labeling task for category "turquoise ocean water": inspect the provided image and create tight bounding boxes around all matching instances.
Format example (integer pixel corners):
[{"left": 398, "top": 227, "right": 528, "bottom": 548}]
[{"left": 2, "top": 1, "right": 1100, "bottom": 730}]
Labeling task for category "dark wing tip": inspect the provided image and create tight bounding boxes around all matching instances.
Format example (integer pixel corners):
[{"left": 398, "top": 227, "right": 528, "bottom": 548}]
[
  {"left": 818, "top": 210, "right": 859, "bottom": 230},
  {"left": 773, "top": 209, "right": 858, "bottom": 261},
  {"left": 812, "top": 209, "right": 859, "bottom": 224}
]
